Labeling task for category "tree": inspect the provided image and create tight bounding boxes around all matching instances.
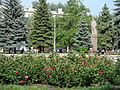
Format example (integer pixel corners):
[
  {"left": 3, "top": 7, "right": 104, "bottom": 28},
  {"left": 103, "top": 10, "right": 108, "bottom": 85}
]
[
  {"left": 25, "top": 15, "right": 34, "bottom": 47},
  {"left": 73, "top": 15, "right": 92, "bottom": 49},
  {"left": 97, "top": 4, "right": 116, "bottom": 50},
  {"left": 0, "top": 0, "right": 27, "bottom": 53},
  {"left": 49, "top": 2, "right": 66, "bottom": 11},
  {"left": 113, "top": 0, "right": 120, "bottom": 49},
  {"left": 31, "top": 0, "right": 53, "bottom": 52},
  {"left": 56, "top": 0, "right": 90, "bottom": 52},
  {"left": 0, "top": 0, "right": 2, "bottom": 5}
]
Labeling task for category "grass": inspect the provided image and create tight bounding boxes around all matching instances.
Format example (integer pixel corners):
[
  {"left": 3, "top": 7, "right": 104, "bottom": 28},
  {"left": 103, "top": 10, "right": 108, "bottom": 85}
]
[{"left": 0, "top": 84, "right": 117, "bottom": 90}]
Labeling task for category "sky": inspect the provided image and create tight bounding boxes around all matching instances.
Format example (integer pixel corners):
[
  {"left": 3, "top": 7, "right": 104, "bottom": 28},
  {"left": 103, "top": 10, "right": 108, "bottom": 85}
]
[{"left": 21, "top": 0, "right": 115, "bottom": 16}]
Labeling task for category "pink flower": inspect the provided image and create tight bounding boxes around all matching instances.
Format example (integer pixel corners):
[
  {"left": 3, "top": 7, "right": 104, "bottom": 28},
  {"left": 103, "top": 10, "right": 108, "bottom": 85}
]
[
  {"left": 44, "top": 67, "right": 49, "bottom": 69},
  {"left": 18, "top": 65, "right": 23, "bottom": 67},
  {"left": 97, "top": 58, "right": 100, "bottom": 60},
  {"left": 25, "top": 76, "right": 29, "bottom": 79},
  {"left": 15, "top": 71, "right": 19, "bottom": 74},
  {"left": 71, "top": 68, "right": 74, "bottom": 71},
  {"left": 49, "top": 68, "right": 53, "bottom": 70},
  {"left": 99, "top": 72, "right": 103, "bottom": 75},
  {"left": 20, "top": 80, "right": 24, "bottom": 83}
]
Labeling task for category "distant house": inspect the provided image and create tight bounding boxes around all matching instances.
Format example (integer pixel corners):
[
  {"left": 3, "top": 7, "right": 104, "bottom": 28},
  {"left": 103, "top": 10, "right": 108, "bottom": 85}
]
[
  {"left": 24, "top": 6, "right": 35, "bottom": 17},
  {"left": 24, "top": 6, "right": 64, "bottom": 18}
]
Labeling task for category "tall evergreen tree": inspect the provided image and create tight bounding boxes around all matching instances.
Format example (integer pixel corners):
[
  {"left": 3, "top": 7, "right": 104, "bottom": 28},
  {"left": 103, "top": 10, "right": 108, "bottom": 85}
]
[
  {"left": 73, "top": 15, "right": 92, "bottom": 49},
  {"left": 31, "top": 0, "right": 53, "bottom": 52},
  {"left": 0, "top": 0, "right": 2, "bottom": 5},
  {"left": 113, "top": 0, "right": 120, "bottom": 49},
  {"left": 97, "top": 4, "right": 115, "bottom": 50},
  {"left": 0, "top": 0, "right": 27, "bottom": 53}
]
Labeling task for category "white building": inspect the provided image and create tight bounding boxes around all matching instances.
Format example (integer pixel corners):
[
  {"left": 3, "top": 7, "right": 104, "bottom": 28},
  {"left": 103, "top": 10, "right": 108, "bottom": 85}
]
[
  {"left": 24, "top": 6, "right": 35, "bottom": 17},
  {"left": 24, "top": 6, "right": 64, "bottom": 18}
]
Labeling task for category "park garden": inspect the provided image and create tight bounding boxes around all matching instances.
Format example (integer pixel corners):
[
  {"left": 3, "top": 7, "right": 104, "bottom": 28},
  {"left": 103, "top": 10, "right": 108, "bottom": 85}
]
[{"left": 0, "top": 0, "right": 120, "bottom": 89}]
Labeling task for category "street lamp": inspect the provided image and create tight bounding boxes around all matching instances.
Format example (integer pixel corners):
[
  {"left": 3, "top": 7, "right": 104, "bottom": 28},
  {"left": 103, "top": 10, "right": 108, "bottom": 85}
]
[{"left": 53, "top": 8, "right": 64, "bottom": 52}]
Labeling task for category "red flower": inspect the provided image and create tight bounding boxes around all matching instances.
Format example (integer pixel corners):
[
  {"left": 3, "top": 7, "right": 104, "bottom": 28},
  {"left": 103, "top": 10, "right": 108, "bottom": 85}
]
[
  {"left": 49, "top": 68, "right": 53, "bottom": 70},
  {"left": 25, "top": 76, "right": 29, "bottom": 79},
  {"left": 18, "top": 65, "right": 23, "bottom": 67},
  {"left": 53, "top": 65, "right": 57, "bottom": 68},
  {"left": 44, "top": 67, "right": 49, "bottom": 69},
  {"left": 71, "top": 68, "right": 74, "bottom": 71},
  {"left": 47, "top": 71, "right": 51, "bottom": 75},
  {"left": 85, "top": 62, "right": 89, "bottom": 65},
  {"left": 81, "top": 61, "right": 85, "bottom": 63},
  {"left": 15, "top": 71, "right": 19, "bottom": 74},
  {"left": 99, "top": 72, "right": 103, "bottom": 75},
  {"left": 97, "top": 58, "right": 100, "bottom": 60},
  {"left": 20, "top": 80, "right": 24, "bottom": 83},
  {"left": 83, "top": 66, "right": 86, "bottom": 68},
  {"left": 90, "top": 63, "right": 94, "bottom": 65}
]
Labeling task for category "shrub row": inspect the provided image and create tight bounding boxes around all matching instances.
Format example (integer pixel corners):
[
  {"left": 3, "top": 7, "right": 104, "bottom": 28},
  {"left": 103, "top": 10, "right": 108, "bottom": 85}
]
[{"left": 0, "top": 54, "right": 120, "bottom": 87}]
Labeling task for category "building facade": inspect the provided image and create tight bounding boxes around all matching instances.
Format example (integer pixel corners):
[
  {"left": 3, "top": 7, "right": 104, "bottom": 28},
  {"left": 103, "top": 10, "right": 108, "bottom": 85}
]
[{"left": 24, "top": 6, "right": 64, "bottom": 18}]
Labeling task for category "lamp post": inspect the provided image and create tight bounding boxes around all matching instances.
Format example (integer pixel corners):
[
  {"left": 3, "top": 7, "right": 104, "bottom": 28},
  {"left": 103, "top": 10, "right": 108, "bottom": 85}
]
[
  {"left": 53, "top": 8, "right": 63, "bottom": 52},
  {"left": 53, "top": 14, "right": 56, "bottom": 52}
]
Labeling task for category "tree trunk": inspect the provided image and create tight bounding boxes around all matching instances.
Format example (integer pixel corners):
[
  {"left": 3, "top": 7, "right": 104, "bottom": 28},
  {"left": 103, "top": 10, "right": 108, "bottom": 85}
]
[
  {"left": 43, "top": 46, "right": 44, "bottom": 53},
  {"left": 39, "top": 46, "right": 42, "bottom": 53},
  {"left": 14, "top": 47, "right": 16, "bottom": 54}
]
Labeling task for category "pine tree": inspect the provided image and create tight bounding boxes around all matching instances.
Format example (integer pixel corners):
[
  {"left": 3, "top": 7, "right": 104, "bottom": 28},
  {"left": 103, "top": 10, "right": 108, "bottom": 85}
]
[
  {"left": 113, "top": 0, "right": 120, "bottom": 49},
  {"left": 31, "top": 0, "right": 53, "bottom": 52},
  {"left": 0, "top": 0, "right": 1, "bottom": 5},
  {"left": 73, "top": 15, "right": 92, "bottom": 49},
  {"left": 97, "top": 4, "right": 115, "bottom": 50},
  {"left": 0, "top": 0, "right": 27, "bottom": 53},
  {"left": 0, "top": 1, "right": 4, "bottom": 48}
]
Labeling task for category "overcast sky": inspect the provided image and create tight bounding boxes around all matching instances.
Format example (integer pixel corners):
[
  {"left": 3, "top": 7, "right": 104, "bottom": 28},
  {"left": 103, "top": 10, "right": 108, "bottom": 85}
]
[{"left": 21, "top": 0, "right": 115, "bottom": 16}]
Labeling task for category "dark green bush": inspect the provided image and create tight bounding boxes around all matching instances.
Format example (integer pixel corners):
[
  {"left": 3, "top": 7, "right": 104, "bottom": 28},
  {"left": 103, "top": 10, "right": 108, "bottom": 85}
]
[
  {"left": 0, "top": 54, "right": 118, "bottom": 87},
  {"left": 113, "top": 59, "right": 120, "bottom": 85}
]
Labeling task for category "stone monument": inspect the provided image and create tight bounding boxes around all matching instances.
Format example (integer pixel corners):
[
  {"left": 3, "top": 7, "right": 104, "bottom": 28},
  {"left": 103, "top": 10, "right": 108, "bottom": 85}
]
[{"left": 91, "top": 18, "right": 97, "bottom": 52}]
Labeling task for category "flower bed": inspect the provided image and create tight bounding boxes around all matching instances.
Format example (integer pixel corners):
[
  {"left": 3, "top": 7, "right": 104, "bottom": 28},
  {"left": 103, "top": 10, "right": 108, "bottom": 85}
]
[{"left": 0, "top": 54, "right": 120, "bottom": 87}]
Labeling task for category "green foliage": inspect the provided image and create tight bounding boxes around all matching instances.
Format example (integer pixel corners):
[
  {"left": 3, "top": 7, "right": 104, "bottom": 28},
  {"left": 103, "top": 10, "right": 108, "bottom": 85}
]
[
  {"left": 97, "top": 4, "right": 116, "bottom": 50},
  {"left": 31, "top": 0, "right": 53, "bottom": 52},
  {"left": 56, "top": 0, "right": 91, "bottom": 50},
  {"left": 0, "top": 0, "right": 27, "bottom": 51},
  {"left": 76, "top": 46, "right": 88, "bottom": 53},
  {"left": 113, "top": 59, "right": 120, "bottom": 85},
  {"left": 0, "top": 54, "right": 118, "bottom": 87},
  {"left": 113, "top": 0, "right": 120, "bottom": 49},
  {"left": 25, "top": 16, "right": 34, "bottom": 47},
  {"left": 73, "top": 15, "right": 92, "bottom": 49},
  {"left": 49, "top": 2, "right": 66, "bottom": 11}
]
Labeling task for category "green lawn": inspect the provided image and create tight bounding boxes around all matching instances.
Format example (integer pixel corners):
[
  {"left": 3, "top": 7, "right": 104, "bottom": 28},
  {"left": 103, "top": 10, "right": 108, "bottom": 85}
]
[{"left": 0, "top": 84, "right": 118, "bottom": 90}]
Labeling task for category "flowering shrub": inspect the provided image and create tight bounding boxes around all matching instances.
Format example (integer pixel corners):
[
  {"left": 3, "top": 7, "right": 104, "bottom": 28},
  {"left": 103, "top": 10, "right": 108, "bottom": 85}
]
[{"left": 0, "top": 54, "right": 118, "bottom": 87}]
